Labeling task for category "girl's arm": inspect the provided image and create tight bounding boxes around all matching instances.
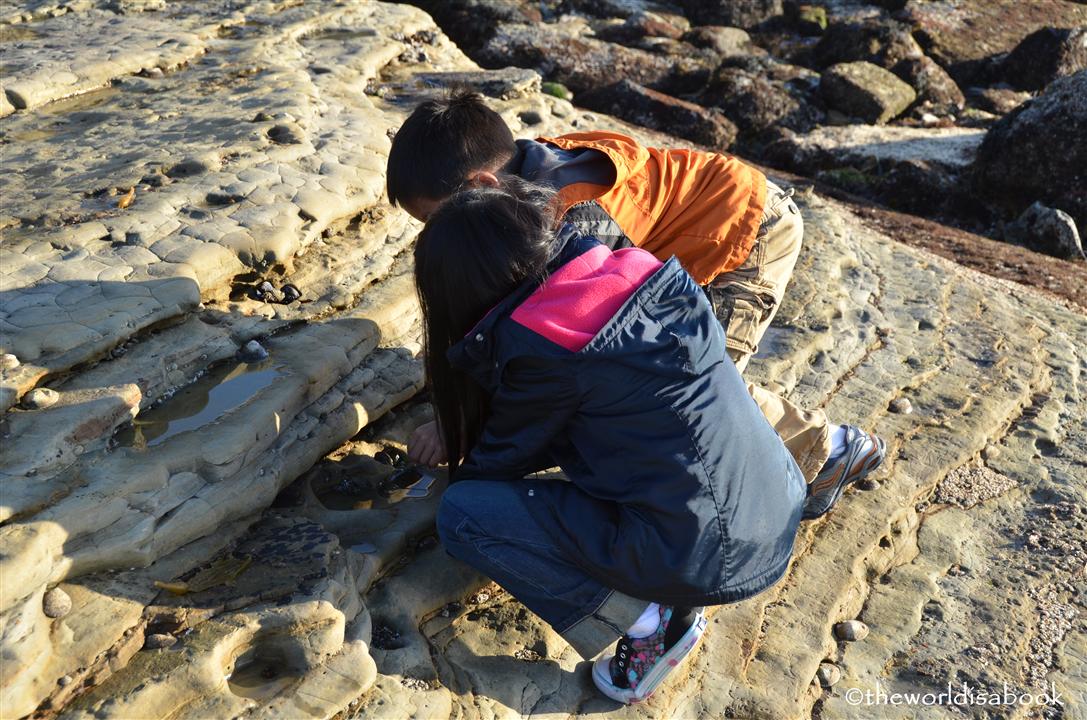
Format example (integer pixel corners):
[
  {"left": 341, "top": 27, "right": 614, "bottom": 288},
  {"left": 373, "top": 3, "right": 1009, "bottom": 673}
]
[{"left": 456, "top": 356, "right": 578, "bottom": 482}]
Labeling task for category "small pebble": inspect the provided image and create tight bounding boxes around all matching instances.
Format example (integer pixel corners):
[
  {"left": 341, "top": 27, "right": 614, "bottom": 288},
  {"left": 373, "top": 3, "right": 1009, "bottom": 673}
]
[
  {"left": 57, "top": 675, "right": 72, "bottom": 687},
  {"left": 518, "top": 110, "right": 544, "bottom": 126},
  {"left": 889, "top": 398, "right": 913, "bottom": 414},
  {"left": 144, "top": 633, "right": 177, "bottom": 649},
  {"left": 280, "top": 283, "right": 302, "bottom": 303},
  {"left": 817, "top": 662, "right": 841, "bottom": 687},
  {"left": 43, "top": 587, "right": 72, "bottom": 619},
  {"left": 24, "top": 387, "right": 59, "bottom": 410},
  {"left": 239, "top": 340, "right": 269, "bottom": 362},
  {"left": 834, "top": 620, "right": 870, "bottom": 641},
  {"left": 1, "top": 353, "right": 19, "bottom": 371},
  {"left": 256, "top": 281, "right": 282, "bottom": 303},
  {"left": 857, "top": 478, "right": 881, "bottom": 491}
]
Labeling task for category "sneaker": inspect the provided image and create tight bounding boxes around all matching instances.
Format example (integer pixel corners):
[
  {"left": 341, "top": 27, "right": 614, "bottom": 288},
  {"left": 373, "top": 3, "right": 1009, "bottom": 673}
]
[
  {"left": 803, "top": 425, "right": 886, "bottom": 520},
  {"left": 591, "top": 606, "right": 708, "bottom": 704}
]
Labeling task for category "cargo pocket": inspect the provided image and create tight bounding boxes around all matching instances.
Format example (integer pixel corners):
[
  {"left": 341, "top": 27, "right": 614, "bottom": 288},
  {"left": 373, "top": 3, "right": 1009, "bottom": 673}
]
[{"left": 714, "top": 285, "right": 777, "bottom": 360}]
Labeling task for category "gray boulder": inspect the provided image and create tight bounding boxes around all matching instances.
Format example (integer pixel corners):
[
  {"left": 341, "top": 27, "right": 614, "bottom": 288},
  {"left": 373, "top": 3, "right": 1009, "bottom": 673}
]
[
  {"left": 676, "top": 0, "right": 783, "bottom": 29},
  {"left": 1002, "top": 27, "right": 1087, "bottom": 91},
  {"left": 974, "top": 70, "right": 1087, "bottom": 236},
  {"left": 820, "top": 61, "right": 917, "bottom": 123},
  {"left": 1005, "top": 203, "right": 1085, "bottom": 260}
]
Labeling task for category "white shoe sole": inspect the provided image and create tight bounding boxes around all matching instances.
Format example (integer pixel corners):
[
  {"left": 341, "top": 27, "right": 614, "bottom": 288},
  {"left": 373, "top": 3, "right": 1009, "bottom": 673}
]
[{"left": 591, "top": 611, "right": 708, "bottom": 704}]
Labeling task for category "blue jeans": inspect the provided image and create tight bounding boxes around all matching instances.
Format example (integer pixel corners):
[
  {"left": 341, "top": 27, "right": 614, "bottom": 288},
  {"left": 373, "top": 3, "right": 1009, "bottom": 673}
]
[{"left": 437, "top": 478, "right": 650, "bottom": 659}]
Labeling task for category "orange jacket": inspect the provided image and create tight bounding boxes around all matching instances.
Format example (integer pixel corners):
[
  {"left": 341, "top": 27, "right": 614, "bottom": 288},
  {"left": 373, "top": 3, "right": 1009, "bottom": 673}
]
[{"left": 539, "top": 131, "right": 767, "bottom": 285}]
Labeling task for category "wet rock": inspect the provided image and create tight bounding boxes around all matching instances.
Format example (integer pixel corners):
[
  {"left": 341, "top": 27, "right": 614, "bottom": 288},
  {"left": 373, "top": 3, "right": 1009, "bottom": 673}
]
[
  {"left": 820, "top": 61, "right": 917, "bottom": 124},
  {"left": 24, "top": 387, "right": 59, "bottom": 410},
  {"left": 891, "top": 56, "right": 964, "bottom": 114},
  {"left": 900, "top": 0, "right": 1087, "bottom": 85},
  {"left": 144, "top": 634, "right": 176, "bottom": 650},
  {"left": 238, "top": 340, "right": 269, "bottom": 362},
  {"left": 813, "top": 20, "right": 923, "bottom": 70},
  {"left": 834, "top": 620, "right": 870, "bottom": 641},
  {"left": 678, "top": 0, "right": 784, "bottom": 29},
  {"left": 682, "top": 26, "right": 757, "bottom": 58},
  {"left": 43, "top": 587, "right": 72, "bottom": 619},
  {"left": 816, "top": 662, "right": 841, "bottom": 687},
  {"left": 1005, "top": 203, "right": 1085, "bottom": 261},
  {"left": 974, "top": 71, "right": 1087, "bottom": 236},
  {"left": 1002, "top": 27, "right": 1087, "bottom": 92},
  {"left": 889, "top": 397, "right": 913, "bottom": 414},
  {"left": 1, "top": 353, "right": 19, "bottom": 371},
  {"left": 578, "top": 80, "right": 738, "bottom": 148}
]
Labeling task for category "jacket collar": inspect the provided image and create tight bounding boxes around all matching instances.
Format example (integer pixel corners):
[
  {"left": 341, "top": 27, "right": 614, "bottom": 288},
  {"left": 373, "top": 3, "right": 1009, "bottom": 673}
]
[{"left": 446, "top": 224, "right": 596, "bottom": 384}]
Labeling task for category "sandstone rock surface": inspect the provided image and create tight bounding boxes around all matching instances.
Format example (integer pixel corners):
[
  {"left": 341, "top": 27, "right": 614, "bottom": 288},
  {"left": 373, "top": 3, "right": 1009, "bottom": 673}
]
[{"left": 1, "top": 2, "right": 1085, "bottom": 720}]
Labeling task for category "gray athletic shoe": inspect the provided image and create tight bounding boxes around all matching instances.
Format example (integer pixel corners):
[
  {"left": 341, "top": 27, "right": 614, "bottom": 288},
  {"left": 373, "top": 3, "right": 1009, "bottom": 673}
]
[{"left": 803, "top": 426, "right": 885, "bottom": 520}]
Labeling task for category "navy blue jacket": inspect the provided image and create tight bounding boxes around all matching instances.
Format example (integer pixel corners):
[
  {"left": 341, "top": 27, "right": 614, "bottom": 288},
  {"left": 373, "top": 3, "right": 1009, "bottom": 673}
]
[{"left": 447, "top": 226, "right": 805, "bottom": 605}]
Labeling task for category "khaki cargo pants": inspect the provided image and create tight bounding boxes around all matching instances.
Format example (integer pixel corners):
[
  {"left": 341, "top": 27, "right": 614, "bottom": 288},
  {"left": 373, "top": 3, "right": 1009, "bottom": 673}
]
[{"left": 707, "top": 181, "right": 831, "bottom": 481}]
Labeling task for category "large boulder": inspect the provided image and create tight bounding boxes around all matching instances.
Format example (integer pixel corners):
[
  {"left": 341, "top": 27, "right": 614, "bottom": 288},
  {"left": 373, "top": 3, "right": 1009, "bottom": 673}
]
[
  {"left": 578, "top": 80, "right": 738, "bottom": 148},
  {"left": 891, "top": 55, "right": 965, "bottom": 114},
  {"left": 1001, "top": 27, "right": 1087, "bottom": 91},
  {"left": 813, "top": 19, "right": 923, "bottom": 70},
  {"left": 1005, "top": 202, "right": 1085, "bottom": 260},
  {"left": 974, "top": 70, "right": 1087, "bottom": 234},
  {"left": 899, "top": 0, "right": 1087, "bottom": 84},
  {"left": 820, "top": 61, "right": 917, "bottom": 123},
  {"left": 676, "top": 0, "right": 783, "bottom": 29}
]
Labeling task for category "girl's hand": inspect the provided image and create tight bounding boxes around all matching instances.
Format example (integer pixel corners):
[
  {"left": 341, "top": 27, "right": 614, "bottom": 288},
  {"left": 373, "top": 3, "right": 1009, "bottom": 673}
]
[{"left": 409, "top": 420, "right": 448, "bottom": 467}]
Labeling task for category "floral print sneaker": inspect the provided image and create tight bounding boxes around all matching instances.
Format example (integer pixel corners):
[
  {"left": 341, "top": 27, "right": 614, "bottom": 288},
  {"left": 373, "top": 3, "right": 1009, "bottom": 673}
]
[{"left": 591, "top": 605, "right": 708, "bottom": 704}]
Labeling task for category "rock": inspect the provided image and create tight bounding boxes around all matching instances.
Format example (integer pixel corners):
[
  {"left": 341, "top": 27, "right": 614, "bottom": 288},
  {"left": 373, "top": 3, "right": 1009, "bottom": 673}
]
[
  {"left": 479, "top": 21, "right": 711, "bottom": 96},
  {"left": 966, "top": 86, "right": 1032, "bottom": 116},
  {"left": 23, "top": 387, "right": 59, "bottom": 410},
  {"left": 1, "top": 353, "right": 19, "bottom": 371},
  {"left": 789, "top": 4, "right": 827, "bottom": 35},
  {"left": 1005, "top": 203, "right": 1085, "bottom": 261},
  {"left": 238, "top": 340, "right": 269, "bottom": 362},
  {"left": 594, "top": 11, "right": 686, "bottom": 43},
  {"left": 144, "top": 634, "right": 177, "bottom": 649},
  {"left": 677, "top": 0, "right": 784, "bottom": 29},
  {"left": 165, "top": 152, "right": 222, "bottom": 179},
  {"left": 401, "top": 0, "right": 541, "bottom": 54},
  {"left": 682, "top": 26, "right": 757, "bottom": 58},
  {"left": 699, "top": 58, "right": 824, "bottom": 145},
  {"left": 816, "top": 662, "right": 842, "bottom": 687},
  {"left": 578, "top": 80, "right": 738, "bottom": 148},
  {"left": 43, "top": 587, "right": 72, "bottom": 619},
  {"left": 767, "top": 124, "right": 984, "bottom": 216},
  {"left": 280, "top": 283, "right": 302, "bottom": 303},
  {"left": 820, "top": 61, "right": 917, "bottom": 123},
  {"left": 899, "top": 0, "right": 1087, "bottom": 85},
  {"left": 1002, "top": 27, "right": 1087, "bottom": 91},
  {"left": 414, "top": 67, "right": 541, "bottom": 100},
  {"left": 813, "top": 20, "right": 923, "bottom": 70},
  {"left": 974, "top": 71, "right": 1087, "bottom": 235},
  {"left": 267, "top": 123, "right": 305, "bottom": 145},
  {"left": 834, "top": 620, "right": 870, "bottom": 641},
  {"left": 889, "top": 397, "right": 913, "bottom": 414},
  {"left": 891, "top": 56, "right": 964, "bottom": 114}
]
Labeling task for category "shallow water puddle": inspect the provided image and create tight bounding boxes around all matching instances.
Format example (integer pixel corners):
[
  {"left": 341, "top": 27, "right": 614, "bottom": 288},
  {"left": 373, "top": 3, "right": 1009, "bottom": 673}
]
[
  {"left": 115, "top": 360, "right": 281, "bottom": 449},
  {"left": 313, "top": 467, "right": 436, "bottom": 511},
  {"left": 226, "top": 654, "right": 302, "bottom": 701}
]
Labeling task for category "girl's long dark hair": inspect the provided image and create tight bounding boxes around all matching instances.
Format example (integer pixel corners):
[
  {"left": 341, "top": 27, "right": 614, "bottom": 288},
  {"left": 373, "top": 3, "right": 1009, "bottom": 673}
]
[{"left": 414, "top": 178, "right": 557, "bottom": 473}]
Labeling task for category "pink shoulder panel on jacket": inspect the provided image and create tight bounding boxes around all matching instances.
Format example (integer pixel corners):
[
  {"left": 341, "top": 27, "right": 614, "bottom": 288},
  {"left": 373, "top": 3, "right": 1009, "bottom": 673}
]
[{"left": 510, "top": 245, "right": 662, "bottom": 352}]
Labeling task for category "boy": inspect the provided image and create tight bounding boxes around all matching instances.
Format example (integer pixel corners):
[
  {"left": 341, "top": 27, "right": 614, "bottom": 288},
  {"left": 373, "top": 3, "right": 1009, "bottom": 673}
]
[{"left": 388, "top": 89, "right": 884, "bottom": 520}]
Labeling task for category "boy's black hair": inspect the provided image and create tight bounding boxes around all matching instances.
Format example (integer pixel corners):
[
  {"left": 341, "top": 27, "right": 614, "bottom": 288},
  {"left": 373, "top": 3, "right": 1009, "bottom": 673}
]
[{"left": 387, "top": 88, "right": 518, "bottom": 207}]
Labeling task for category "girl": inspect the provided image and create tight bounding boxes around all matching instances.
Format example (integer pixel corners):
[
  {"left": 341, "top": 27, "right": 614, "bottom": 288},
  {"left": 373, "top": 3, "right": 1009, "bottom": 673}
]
[{"left": 412, "top": 179, "right": 806, "bottom": 704}]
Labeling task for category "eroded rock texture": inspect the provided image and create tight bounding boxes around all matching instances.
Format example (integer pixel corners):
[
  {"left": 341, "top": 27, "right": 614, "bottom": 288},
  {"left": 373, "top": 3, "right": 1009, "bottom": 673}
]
[{"left": 1, "top": 2, "right": 1085, "bottom": 719}]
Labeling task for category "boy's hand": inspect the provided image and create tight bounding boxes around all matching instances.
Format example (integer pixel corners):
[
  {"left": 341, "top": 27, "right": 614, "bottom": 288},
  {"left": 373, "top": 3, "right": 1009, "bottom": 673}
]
[{"left": 409, "top": 420, "right": 448, "bottom": 467}]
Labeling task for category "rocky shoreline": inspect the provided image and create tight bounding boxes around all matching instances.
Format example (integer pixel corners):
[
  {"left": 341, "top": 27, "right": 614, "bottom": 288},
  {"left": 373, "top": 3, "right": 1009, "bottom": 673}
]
[{"left": 1, "top": 1, "right": 1085, "bottom": 719}]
